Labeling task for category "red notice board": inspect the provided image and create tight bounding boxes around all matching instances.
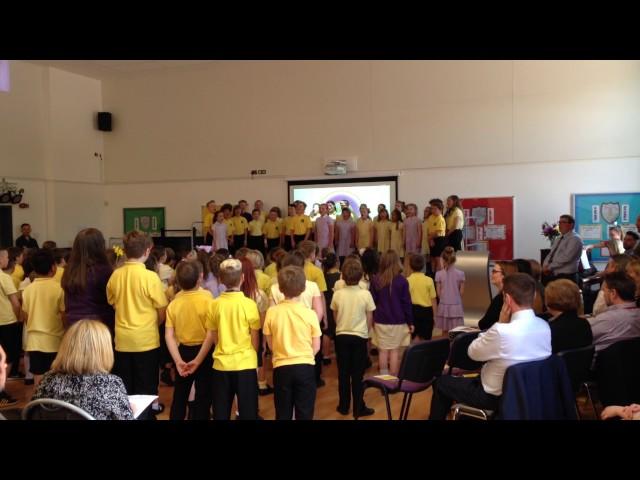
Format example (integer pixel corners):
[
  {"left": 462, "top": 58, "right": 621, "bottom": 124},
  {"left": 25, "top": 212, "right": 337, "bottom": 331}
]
[{"left": 461, "top": 196, "right": 514, "bottom": 260}]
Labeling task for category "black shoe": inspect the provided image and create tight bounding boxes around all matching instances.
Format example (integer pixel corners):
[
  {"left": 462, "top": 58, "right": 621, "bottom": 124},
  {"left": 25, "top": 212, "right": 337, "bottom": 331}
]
[
  {"left": 258, "top": 385, "right": 274, "bottom": 396},
  {"left": 316, "top": 379, "right": 326, "bottom": 388},
  {"left": 355, "top": 406, "right": 375, "bottom": 418},
  {"left": 9, "top": 372, "right": 24, "bottom": 379},
  {"left": 24, "top": 378, "right": 34, "bottom": 386},
  {"left": 336, "top": 406, "right": 349, "bottom": 415},
  {"left": 322, "top": 357, "right": 332, "bottom": 365},
  {"left": 151, "top": 403, "right": 165, "bottom": 415},
  {"left": 160, "top": 369, "right": 174, "bottom": 386},
  {"left": 0, "top": 391, "right": 18, "bottom": 408}
]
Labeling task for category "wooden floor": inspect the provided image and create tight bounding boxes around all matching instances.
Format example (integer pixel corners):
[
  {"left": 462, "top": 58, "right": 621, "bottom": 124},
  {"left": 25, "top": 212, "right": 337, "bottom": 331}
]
[{"left": 2, "top": 344, "right": 600, "bottom": 421}]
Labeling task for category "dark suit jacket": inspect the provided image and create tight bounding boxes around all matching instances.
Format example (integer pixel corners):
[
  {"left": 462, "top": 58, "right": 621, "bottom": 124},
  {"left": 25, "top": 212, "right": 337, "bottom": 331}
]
[
  {"left": 549, "top": 310, "right": 593, "bottom": 354},
  {"left": 16, "top": 235, "right": 38, "bottom": 249}
]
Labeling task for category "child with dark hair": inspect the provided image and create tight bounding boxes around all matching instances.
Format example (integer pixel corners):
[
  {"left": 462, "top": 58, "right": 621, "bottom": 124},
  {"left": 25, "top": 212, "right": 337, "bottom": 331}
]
[{"left": 406, "top": 254, "right": 437, "bottom": 341}]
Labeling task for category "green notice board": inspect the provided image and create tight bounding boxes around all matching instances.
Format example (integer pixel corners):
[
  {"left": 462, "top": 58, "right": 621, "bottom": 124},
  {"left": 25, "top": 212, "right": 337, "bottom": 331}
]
[{"left": 123, "top": 207, "right": 165, "bottom": 236}]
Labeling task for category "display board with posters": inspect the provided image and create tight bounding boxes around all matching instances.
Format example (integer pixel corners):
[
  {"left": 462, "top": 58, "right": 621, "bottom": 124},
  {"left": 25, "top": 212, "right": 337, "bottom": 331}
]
[
  {"left": 573, "top": 192, "right": 640, "bottom": 262},
  {"left": 461, "top": 196, "right": 514, "bottom": 260}
]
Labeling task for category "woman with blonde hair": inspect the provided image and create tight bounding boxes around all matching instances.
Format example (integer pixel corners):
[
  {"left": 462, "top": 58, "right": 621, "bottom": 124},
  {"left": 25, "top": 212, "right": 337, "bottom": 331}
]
[{"left": 31, "top": 320, "right": 134, "bottom": 420}]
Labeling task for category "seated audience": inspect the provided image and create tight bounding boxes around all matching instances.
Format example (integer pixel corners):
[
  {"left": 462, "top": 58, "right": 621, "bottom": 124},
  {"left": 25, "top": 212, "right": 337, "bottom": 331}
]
[
  {"left": 544, "top": 279, "right": 593, "bottom": 353},
  {"left": 588, "top": 271, "right": 640, "bottom": 355},
  {"left": 429, "top": 273, "right": 551, "bottom": 420},
  {"left": 478, "top": 261, "right": 517, "bottom": 330},
  {"left": 592, "top": 255, "right": 632, "bottom": 317},
  {"left": 626, "top": 257, "right": 640, "bottom": 306},
  {"left": 623, "top": 231, "right": 639, "bottom": 256},
  {"left": 31, "top": 320, "right": 134, "bottom": 420}
]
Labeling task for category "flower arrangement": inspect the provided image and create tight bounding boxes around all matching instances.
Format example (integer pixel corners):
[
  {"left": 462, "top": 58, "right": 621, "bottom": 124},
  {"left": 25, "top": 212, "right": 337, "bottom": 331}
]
[
  {"left": 113, "top": 245, "right": 125, "bottom": 258},
  {"left": 541, "top": 222, "right": 560, "bottom": 244}
]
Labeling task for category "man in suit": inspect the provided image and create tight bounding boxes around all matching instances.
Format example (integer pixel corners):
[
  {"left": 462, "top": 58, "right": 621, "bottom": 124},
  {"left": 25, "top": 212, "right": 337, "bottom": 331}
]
[
  {"left": 428, "top": 273, "right": 551, "bottom": 420},
  {"left": 15, "top": 223, "right": 39, "bottom": 249},
  {"left": 542, "top": 214, "right": 583, "bottom": 286}
]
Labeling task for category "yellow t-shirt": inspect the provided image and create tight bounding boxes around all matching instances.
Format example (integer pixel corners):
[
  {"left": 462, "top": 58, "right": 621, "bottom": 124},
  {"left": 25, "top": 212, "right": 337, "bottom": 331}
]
[
  {"left": 427, "top": 214, "right": 446, "bottom": 237},
  {"left": 304, "top": 261, "right": 327, "bottom": 292},
  {"left": 230, "top": 216, "right": 249, "bottom": 236},
  {"left": 446, "top": 207, "right": 464, "bottom": 231},
  {"left": 330, "top": 285, "right": 376, "bottom": 339},
  {"left": 390, "top": 222, "right": 405, "bottom": 257},
  {"left": 407, "top": 272, "right": 437, "bottom": 307},
  {"left": 106, "top": 261, "right": 169, "bottom": 352},
  {"left": 262, "top": 219, "right": 282, "bottom": 239},
  {"left": 264, "top": 262, "right": 278, "bottom": 279},
  {"left": 292, "top": 214, "right": 312, "bottom": 235},
  {"left": 248, "top": 220, "right": 264, "bottom": 236},
  {"left": 258, "top": 211, "right": 267, "bottom": 223},
  {"left": 263, "top": 300, "right": 321, "bottom": 368},
  {"left": 374, "top": 219, "right": 392, "bottom": 253},
  {"left": 166, "top": 288, "right": 214, "bottom": 346},
  {"left": 203, "top": 210, "right": 215, "bottom": 234},
  {"left": 22, "top": 277, "right": 65, "bottom": 352},
  {"left": 356, "top": 218, "right": 373, "bottom": 249},
  {"left": 53, "top": 265, "right": 64, "bottom": 283},
  {"left": 206, "top": 291, "right": 260, "bottom": 371},
  {"left": 284, "top": 216, "right": 295, "bottom": 235},
  {"left": 11, "top": 264, "right": 25, "bottom": 290},
  {"left": 255, "top": 269, "right": 272, "bottom": 297},
  {"left": 0, "top": 270, "right": 18, "bottom": 326},
  {"left": 223, "top": 217, "right": 234, "bottom": 236}
]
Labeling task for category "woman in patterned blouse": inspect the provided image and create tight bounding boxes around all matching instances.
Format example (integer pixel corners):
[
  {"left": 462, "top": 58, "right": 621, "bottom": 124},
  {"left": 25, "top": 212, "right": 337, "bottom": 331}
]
[{"left": 31, "top": 320, "right": 134, "bottom": 420}]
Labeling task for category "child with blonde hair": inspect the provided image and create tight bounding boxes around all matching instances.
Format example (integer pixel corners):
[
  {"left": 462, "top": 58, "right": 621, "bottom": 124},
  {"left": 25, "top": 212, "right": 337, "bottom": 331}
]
[{"left": 434, "top": 247, "right": 465, "bottom": 337}]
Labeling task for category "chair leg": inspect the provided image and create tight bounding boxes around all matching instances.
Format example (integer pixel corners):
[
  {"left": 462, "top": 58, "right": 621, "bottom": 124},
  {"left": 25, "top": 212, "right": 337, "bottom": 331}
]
[
  {"left": 403, "top": 394, "right": 413, "bottom": 420},
  {"left": 399, "top": 393, "right": 408, "bottom": 420},
  {"left": 452, "top": 405, "right": 461, "bottom": 420},
  {"left": 383, "top": 390, "right": 392, "bottom": 420}
]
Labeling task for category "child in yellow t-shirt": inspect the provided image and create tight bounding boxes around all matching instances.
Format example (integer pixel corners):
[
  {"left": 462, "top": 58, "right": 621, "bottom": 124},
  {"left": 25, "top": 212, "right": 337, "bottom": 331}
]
[
  {"left": 230, "top": 205, "right": 249, "bottom": 255},
  {"left": 406, "top": 254, "right": 438, "bottom": 341},
  {"left": 263, "top": 208, "right": 283, "bottom": 253},
  {"left": 165, "top": 260, "right": 215, "bottom": 420},
  {"left": 106, "top": 231, "right": 168, "bottom": 416},
  {"left": 248, "top": 209, "right": 265, "bottom": 255},
  {"left": 204, "top": 258, "right": 261, "bottom": 420},
  {"left": 264, "top": 265, "right": 321, "bottom": 420},
  {"left": 21, "top": 249, "right": 65, "bottom": 387}
]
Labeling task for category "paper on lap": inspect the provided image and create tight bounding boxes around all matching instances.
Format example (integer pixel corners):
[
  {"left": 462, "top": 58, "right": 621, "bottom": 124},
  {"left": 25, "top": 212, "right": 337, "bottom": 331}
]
[{"left": 128, "top": 395, "right": 159, "bottom": 419}]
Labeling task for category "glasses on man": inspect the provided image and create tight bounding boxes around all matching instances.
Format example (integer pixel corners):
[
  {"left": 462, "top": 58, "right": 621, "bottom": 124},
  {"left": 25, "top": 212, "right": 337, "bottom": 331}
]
[{"left": 491, "top": 269, "right": 504, "bottom": 275}]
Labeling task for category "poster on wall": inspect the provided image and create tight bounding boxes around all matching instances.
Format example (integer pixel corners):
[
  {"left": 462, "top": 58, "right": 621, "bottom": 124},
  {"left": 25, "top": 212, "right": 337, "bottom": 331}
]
[
  {"left": 461, "top": 196, "right": 514, "bottom": 260},
  {"left": 573, "top": 192, "right": 640, "bottom": 262},
  {"left": 123, "top": 207, "right": 165, "bottom": 236}
]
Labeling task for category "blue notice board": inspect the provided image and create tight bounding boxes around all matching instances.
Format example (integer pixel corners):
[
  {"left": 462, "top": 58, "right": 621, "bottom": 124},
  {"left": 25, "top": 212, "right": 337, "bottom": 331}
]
[{"left": 573, "top": 192, "right": 640, "bottom": 262}]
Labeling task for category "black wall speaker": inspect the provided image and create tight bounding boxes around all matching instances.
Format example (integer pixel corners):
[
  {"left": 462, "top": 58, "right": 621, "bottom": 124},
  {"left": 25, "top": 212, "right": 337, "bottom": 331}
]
[{"left": 97, "top": 112, "right": 112, "bottom": 132}]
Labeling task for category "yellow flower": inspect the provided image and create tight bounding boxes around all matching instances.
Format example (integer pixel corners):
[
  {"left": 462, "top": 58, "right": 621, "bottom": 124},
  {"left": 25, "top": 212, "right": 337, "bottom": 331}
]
[{"left": 113, "top": 245, "right": 124, "bottom": 258}]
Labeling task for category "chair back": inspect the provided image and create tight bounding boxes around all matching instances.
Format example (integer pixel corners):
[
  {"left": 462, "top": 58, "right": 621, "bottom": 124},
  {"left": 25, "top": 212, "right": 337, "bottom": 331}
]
[
  {"left": 497, "top": 355, "right": 577, "bottom": 420},
  {"left": 22, "top": 399, "right": 96, "bottom": 420},
  {"left": 594, "top": 337, "right": 640, "bottom": 407},
  {"left": 447, "top": 331, "right": 483, "bottom": 373},
  {"left": 556, "top": 345, "right": 595, "bottom": 394},
  {"left": 398, "top": 338, "right": 450, "bottom": 385}
]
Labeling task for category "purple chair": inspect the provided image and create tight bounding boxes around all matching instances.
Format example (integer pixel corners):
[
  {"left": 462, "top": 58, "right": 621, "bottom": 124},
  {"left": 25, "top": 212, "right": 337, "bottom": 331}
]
[{"left": 362, "top": 338, "right": 450, "bottom": 420}]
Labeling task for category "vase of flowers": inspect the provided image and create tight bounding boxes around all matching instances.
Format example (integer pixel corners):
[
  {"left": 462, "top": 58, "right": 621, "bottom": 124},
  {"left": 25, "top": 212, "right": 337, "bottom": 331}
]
[{"left": 541, "top": 222, "right": 561, "bottom": 246}]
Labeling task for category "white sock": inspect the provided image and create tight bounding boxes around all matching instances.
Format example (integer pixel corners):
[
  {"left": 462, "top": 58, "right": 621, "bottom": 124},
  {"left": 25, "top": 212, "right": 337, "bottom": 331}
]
[{"left": 380, "top": 368, "right": 389, "bottom": 375}]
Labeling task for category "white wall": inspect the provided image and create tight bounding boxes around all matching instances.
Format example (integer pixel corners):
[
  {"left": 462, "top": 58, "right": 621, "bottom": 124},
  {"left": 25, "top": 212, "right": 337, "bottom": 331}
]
[{"left": 0, "top": 62, "right": 105, "bottom": 246}]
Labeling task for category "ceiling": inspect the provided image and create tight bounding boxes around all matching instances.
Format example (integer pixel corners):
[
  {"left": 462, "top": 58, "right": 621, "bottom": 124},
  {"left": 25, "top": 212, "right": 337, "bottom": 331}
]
[{"left": 27, "top": 60, "right": 217, "bottom": 79}]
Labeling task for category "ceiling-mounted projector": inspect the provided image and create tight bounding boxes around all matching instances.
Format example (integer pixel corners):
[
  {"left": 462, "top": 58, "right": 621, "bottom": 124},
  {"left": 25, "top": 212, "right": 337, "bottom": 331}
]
[{"left": 324, "top": 160, "right": 348, "bottom": 175}]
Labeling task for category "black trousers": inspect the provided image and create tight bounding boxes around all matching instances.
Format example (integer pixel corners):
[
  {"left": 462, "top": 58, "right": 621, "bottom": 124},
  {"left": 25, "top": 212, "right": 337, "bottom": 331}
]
[
  {"left": 314, "top": 332, "right": 323, "bottom": 383},
  {"left": 429, "top": 375, "right": 500, "bottom": 420},
  {"left": 231, "top": 235, "right": 246, "bottom": 255},
  {"left": 211, "top": 368, "right": 258, "bottom": 420},
  {"left": 0, "top": 322, "right": 21, "bottom": 365},
  {"left": 205, "top": 232, "right": 213, "bottom": 246},
  {"left": 335, "top": 334, "right": 369, "bottom": 415},
  {"left": 284, "top": 235, "right": 292, "bottom": 252},
  {"left": 248, "top": 235, "right": 264, "bottom": 255},
  {"left": 293, "top": 234, "right": 306, "bottom": 248},
  {"left": 114, "top": 348, "right": 160, "bottom": 396},
  {"left": 447, "top": 229, "right": 463, "bottom": 251},
  {"left": 273, "top": 364, "right": 317, "bottom": 420},
  {"left": 266, "top": 237, "right": 280, "bottom": 253},
  {"left": 412, "top": 305, "right": 434, "bottom": 340},
  {"left": 170, "top": 345, "right": 213, "bottom": 420}
]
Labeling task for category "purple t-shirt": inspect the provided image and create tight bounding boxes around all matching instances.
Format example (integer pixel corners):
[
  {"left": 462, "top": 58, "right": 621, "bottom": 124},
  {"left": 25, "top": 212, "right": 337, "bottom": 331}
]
[
  {"left": 63, "top": 263, "right": 115, "bottom": 330},
  {"left": 370, "top": 274, "right": 413, "bottom": 326}
]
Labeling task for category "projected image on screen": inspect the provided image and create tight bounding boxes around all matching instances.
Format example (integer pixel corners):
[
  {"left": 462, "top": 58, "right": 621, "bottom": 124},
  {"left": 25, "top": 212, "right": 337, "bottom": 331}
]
[{"left": 289, "top": 177, "right": 397, "bottom": 220}]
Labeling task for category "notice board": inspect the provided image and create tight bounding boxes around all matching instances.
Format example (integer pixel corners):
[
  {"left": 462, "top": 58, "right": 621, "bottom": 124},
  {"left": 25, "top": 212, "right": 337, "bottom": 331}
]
[
  {"left": 461, "top": 196, "right": 514, "bottom": 260},
  {"left": 573, "top": 192, "right": 640, "bottom": 262}
]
